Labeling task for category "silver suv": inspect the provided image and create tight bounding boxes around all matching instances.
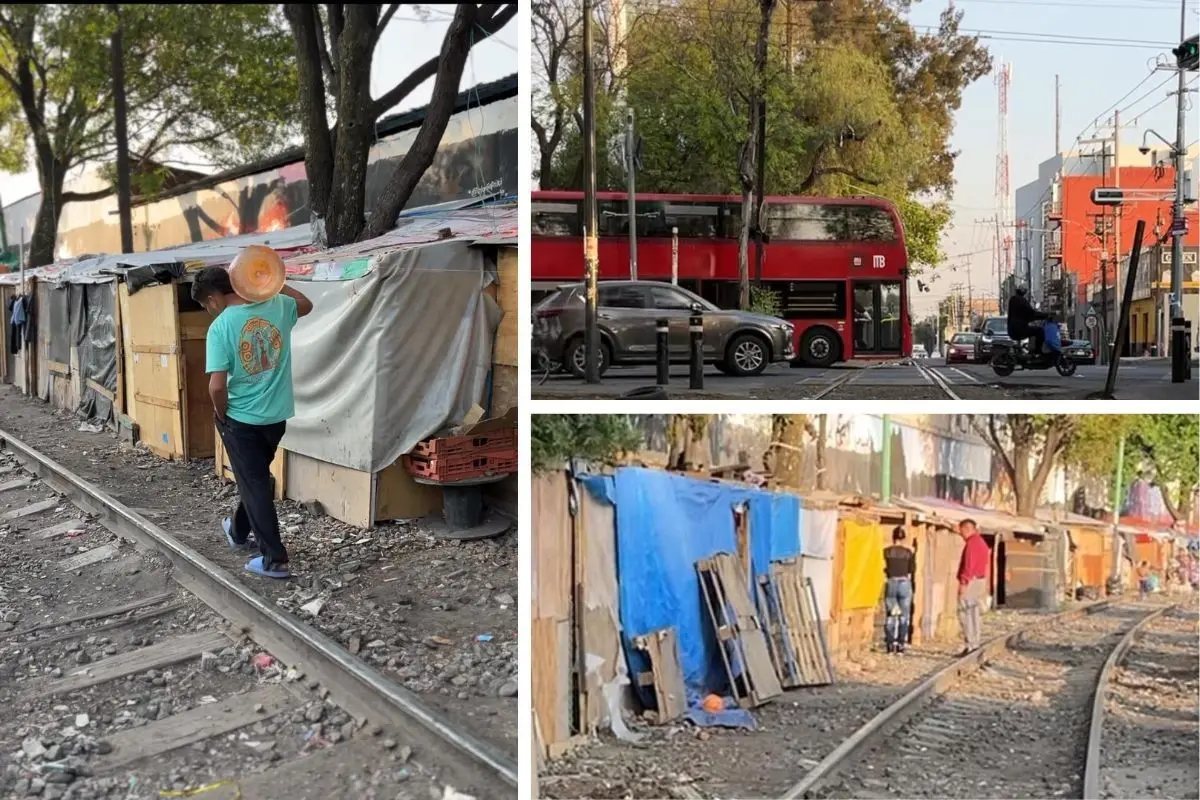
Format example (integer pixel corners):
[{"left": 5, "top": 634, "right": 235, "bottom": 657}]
[{"left": 533, "top": 280, "right": 795, "bottom": 377}]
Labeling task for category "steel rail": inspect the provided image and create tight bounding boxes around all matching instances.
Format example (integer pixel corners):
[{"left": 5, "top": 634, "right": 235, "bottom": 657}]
[
  {"left": 0, "top": 427, "right": 517, "bottom": 798},
  {"left": 1082, "top": 604, "right": 1176, "bottom": 800},
  {"left": 915, "top": 360, "right": 963, "bottom": 400},
  {"left": 779, "top": 599, "right": 1116, "bottom": 799}
]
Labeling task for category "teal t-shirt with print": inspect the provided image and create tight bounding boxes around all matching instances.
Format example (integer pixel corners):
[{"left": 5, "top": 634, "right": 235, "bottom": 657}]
[{"left": 205, "top": 294, "right": 298, "bottom": 425}]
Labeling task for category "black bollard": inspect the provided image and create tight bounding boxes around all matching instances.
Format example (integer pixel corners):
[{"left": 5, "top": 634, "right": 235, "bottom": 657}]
[
  {"left": 656, "top": 318, "right": 670, "bottom": 385},
  {"left": 1171, "top": 317, "right": 1190, "bottom": 383},
  {"left": 689, "top": 310, "right": 704, "bottom": 390}
]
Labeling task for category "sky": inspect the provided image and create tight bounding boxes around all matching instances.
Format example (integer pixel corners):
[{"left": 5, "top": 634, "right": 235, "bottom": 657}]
[
  {"left": 906, "top": 0, "right": 1198, "bottom": 318},
  {"left": 0, "top": 5, "right": 517, "bottom": 205}
]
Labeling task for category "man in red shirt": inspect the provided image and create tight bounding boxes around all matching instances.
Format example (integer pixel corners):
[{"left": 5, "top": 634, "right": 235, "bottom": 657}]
[{"left": 956, "top": 518, "right": 991, "bottom": 654}]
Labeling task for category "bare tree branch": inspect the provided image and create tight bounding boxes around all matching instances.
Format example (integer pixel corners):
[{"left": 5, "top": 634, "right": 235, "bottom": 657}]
[
  {"left": 62, "top": 187, "right": 115, "bottom": 203},
  {"left": 368, "top": 3, "right": 515, "bottom": 120},
  {"left": 370, "top": 3, "right": 400, "bottom": 49}
]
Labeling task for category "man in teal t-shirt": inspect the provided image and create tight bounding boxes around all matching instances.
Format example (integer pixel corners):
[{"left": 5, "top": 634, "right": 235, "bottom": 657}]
[{"left": 192, "top": 265, "right": 313, "bottom": 579}]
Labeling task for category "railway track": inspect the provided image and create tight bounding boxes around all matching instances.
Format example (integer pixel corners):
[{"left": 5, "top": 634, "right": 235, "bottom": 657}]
[
  {"left": 1087, "top": 605, "right": 1198, "bottom": 800},
  {"left": 780, "top": 602, "right": 1168, "bottom": 800},
  {"left": 912, "top": 361, "right": 963, "bottom": 400},
  {"left": 0, "top": 430, "right": 516, "bottom": 800}
]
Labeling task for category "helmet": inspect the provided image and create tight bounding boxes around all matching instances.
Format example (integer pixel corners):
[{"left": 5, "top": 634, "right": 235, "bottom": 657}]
[{"left": 1014, "top": 285, "right": 1028, "bottom": 297}]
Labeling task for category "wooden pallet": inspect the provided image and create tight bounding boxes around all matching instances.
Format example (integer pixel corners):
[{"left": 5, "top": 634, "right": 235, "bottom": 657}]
[
  {"left": 759, "top": 559, "right": 834, "bottom": 687},
  {"left": 632, "top": 626, "right": 688, "bottom": 724},
  {"left": 696, "top": 553, "right": 782, "bottom": 708}
]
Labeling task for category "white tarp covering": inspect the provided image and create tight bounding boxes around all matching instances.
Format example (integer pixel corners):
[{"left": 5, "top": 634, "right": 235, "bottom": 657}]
[{"left": 281, "top": 239, "right": 500, "bottom": 472}]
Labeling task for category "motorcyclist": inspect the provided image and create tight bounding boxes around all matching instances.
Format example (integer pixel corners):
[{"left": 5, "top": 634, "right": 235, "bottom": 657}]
[{"left": 1007, "top": 286, "right": 1052, "bottom": 357}]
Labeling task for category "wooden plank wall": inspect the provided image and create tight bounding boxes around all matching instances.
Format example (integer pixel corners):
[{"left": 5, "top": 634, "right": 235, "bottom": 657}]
[
  {"left": 179, "top": 309, "right": 215, "bottom": 458},
  {"left": 577, "top": 485, "right": 623, "bottom": 735},
  {"left": 491, "top": 245, "right": 517, "bottom": 417},
  {"left": 532, "top": 472, "right": 573, "bottom": 755},
  {"left": 119, "top": 283, "right": 186, "bottom": 459}
]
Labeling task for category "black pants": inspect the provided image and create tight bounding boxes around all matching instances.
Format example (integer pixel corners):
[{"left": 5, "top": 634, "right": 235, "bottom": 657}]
[{"left": 216, "top": 415, "right": 288, "bottom": 568}]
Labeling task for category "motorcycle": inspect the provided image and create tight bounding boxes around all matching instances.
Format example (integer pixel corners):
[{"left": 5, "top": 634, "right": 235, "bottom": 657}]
[{"left": 989, "top": 320, "right": 1076, "bottom": 377}]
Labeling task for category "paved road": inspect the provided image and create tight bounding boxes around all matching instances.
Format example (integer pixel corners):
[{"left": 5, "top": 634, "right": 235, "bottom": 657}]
[{"left": 533, "top": 356, "right": 1199, "bottom": 400}]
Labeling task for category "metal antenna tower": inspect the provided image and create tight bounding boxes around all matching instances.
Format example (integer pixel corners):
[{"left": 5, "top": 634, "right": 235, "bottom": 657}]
[{"left": 994, "top": 61, "right": 1014, "bottom": 301}]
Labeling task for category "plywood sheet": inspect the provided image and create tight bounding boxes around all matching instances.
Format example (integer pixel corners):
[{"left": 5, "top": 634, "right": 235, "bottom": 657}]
[
  {"left": 493, "top": 246, "right": 518, "bottom": 367},
  {"left": 532, "top": 616, "right": 571, "bottom": 750},
  {"left": 284, "top": 449, "right": 372, "bottom": 528},
  {"left": 532, "top": 472, "right": 571, "bottom": 620},
  {"left": 123, "top": 283, "right": 184, "bottom": 459},
  {"left": 633, "top": 627, "right": 687, "bottom": 723},
  {"left": 375, "top": 459, "right": 443, "bottom": 522},
  {"left": 180, "top": 310, "right": 215, "bottom": 458},
  {"left": 578, "top": 485, "right": 622, "bottom": 732}
]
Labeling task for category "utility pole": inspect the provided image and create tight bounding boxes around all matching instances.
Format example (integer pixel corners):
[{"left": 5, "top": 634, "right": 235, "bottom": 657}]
[
  {"left": 881, "top": 415, "right": 892, "bottom": 503},
  {"left": 625, "top": 108, "right": 638, "bottom": 281},
  {"left": 109, "top": 3, "right": 133, "bottom": 254},
  {"left": 753, "top": 97, "right": 767, "bottom": 287},
  {"left": 1111, "top": 434, "right": 1126, "bottom": 582},
  {"left": 1113, "top": 109, "right": 1122, "bottom": 357},
  {"left": 582, "top": 0, "right": 600, "bottom": 384},
  {"left": 1168, "top": 0, "right": 1191, "bottom": 382}
]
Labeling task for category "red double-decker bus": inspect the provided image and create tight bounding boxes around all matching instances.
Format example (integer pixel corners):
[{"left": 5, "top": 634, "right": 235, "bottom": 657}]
[{"left": 532, "top": 190, "right": 912, "bottom": 366}]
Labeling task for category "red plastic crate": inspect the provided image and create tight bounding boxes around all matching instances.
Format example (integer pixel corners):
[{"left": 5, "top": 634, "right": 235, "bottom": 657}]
[
  {"left": 404, "top": 452, "right": 518, "bottom": 482},
  {"left": 406, "top": 446, "right": 516, "bottom": 471},
  {"left": 411, "top": 428, "right": 516, "bottom": 458}
]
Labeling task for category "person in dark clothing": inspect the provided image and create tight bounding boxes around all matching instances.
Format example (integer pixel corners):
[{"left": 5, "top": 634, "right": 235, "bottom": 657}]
[
  {"left": 1007, "top": 285, "right": 1052, "bottom": 356},
  {"left": 883, "top": 525, "right": 916, "bottom": 654}
]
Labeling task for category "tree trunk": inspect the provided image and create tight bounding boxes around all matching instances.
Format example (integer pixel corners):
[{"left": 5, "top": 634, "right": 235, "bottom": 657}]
[
  {"left": 772, "top": 415, "right": 806, "bottom": 490},
  {"left": 815, "top": 415, "right": 827, "bottom": 490},
  {"left": 284, "top": 4, "right": 334, "bottom": 226},
  {"left": 359, "top": 3, "right": 482, "bottom": 241},
  {"left": 28, "top": 166, "right": 64, "bottom": 267},
  {"left": 667, "top": 414, "right": 712, "bottom": 472},
  {"left": 737, "top": 174, "right": 753, "bottom": 310},
  {"left": 323, "top": 5, "right": 377, "bottom": 246}
]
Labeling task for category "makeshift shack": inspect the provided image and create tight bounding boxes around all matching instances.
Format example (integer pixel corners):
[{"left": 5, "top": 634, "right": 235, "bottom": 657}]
[
  {"left": 896, "top": 497, "right": 1066, "bottom": 612},
  {"left": 250, "top": 204, "right": 515, "bottom": 528},
  {"left": 1040, "top": 509, "right": 1113, "bottom": 597},
  {"left": 533, "top": 466, "right": 811, "bottom": 759}
]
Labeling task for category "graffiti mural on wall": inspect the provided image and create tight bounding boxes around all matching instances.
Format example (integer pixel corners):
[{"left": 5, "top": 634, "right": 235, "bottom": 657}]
[{"left": 2, "top": 78, "right": 517, "bottom": 262}]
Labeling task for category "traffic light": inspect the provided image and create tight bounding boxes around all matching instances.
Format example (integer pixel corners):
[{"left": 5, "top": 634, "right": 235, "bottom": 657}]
[{"left": 1175, "top": 35, "right": 1199, "bottom": 71}]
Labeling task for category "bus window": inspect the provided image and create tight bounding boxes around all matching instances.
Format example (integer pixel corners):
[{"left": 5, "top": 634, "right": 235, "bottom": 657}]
[
  {"left": 598, "top": 200, "right": 630, "bottom": 236},
  {"left": 662, "top": 202, "right": 720, "bottom": 238},
  {"left": 722, "top": 203, "right": 744, "bottom": 239},
  {"left": 771, "top": 280, "right": 846, "bottom": 319},
  {"left": 765, "top": 204, "right": 844, "bottom": 241},
  {"left": 844, "top": 205, "right": 898, "bottom": 242},
  {"left": 533, "top": 202, "right": 580, "bottom": 236}
]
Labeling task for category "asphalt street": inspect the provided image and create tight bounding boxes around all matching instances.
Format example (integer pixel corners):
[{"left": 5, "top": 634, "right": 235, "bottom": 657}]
[{"left": 532, "top": 356, "right": 1200, "bottom": 400}]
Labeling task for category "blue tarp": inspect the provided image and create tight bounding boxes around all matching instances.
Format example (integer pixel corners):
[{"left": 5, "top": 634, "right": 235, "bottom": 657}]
[{"left": 581, "top": 467, "right": 802, "bottom": 708}]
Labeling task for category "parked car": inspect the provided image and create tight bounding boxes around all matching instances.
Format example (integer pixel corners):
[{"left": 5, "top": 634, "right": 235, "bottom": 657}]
[
  {"left": 974, "top": 317, "right": 1009, "bottom": 362},
  {"left": 533, "top": 280, "right": 795, "bottom": 377},
  {"left": 946, "top": 332, "right": 979, "bottom": 363},
  {"left": 911, "top": 344, "right": 928, "bottom": 359},
  {"left": 1063, "top": 338, "right": 1096, "bottom": 365}
]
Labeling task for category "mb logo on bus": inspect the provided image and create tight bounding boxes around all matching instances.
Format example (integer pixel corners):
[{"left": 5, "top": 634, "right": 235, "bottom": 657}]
[{"left": 873, "top": 255, "right": 886, "bottom": 269}]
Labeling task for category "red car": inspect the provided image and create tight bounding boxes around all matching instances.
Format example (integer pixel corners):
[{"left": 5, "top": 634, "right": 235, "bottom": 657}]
[{"left": 946, "top": 332, "right": 979, "bottom": 363}]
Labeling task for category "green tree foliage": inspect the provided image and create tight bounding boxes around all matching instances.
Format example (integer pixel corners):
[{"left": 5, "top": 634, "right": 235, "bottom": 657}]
[
  {"left": 0, "top": 4, "right": 298, "bottom": 266},
  {"left": 532, "top": 414, "right": 642, "bottom": 473},
  {"left": 534, "top": 0, "right": 989, "bottom": 273},
  {"left": 1127, "top": 415, "right": 1199, "bottom": 520}
]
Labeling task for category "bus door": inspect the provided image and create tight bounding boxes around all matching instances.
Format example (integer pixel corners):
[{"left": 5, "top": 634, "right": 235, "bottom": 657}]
[{"left": 851, "top": 281, "right": 904, "bottom": 356}]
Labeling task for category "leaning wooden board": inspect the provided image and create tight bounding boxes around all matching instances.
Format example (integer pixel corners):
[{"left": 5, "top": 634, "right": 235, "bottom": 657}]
[
  {"left": 633, "top": 626, "right": 688, "bottom": 723},
  {"left": 697, "top": 553, "right": 782, "bottom": 708}
]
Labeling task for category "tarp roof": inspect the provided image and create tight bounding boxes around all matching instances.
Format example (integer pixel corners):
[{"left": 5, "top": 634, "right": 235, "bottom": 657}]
[
  {"left": 0, "top": 196, "right": 516, "bottom": 287},
  {"left": 893, "top": 496, "right": 1048, "bottom": 535}
]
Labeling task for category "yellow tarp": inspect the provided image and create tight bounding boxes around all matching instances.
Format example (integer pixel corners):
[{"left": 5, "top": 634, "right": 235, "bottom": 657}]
[{"left": 841, "top": 518, "right": 885, "bottom": 610}]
